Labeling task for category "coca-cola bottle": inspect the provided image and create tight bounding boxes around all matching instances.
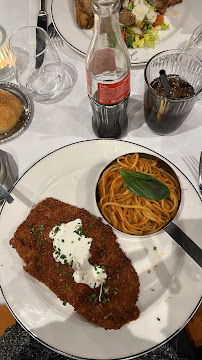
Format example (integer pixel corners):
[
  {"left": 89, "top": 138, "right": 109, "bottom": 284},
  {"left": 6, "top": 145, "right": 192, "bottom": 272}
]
[{"left": 86, "top": 0, "right": 131, "bottom": 139}]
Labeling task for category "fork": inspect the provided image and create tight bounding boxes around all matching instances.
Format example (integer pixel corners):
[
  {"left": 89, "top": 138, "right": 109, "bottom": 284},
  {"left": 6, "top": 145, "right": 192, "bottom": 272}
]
[
  {"left": 47, "top": 22, "right": 64, "bottom": 47},
  {"left": 182, "top": 153, "right": 202, "bottom": 194}
]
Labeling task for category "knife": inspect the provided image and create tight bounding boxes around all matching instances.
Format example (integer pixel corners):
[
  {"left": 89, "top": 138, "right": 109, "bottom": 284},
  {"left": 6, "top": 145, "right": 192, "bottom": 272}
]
[{"left": 36, "top": 0, "right": 47, "bottom": 69}]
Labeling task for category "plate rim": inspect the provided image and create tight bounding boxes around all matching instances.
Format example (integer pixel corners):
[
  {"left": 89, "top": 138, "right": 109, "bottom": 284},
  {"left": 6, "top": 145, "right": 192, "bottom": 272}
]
[
  {"left": 0, "top": 283, "right": 201, "bottom": 360},
  {"left": 50, "top": 0, "right": 191, "bottom": 67},
  {"left": 1, "top": 139, "right": 202, "bottom": 359}
]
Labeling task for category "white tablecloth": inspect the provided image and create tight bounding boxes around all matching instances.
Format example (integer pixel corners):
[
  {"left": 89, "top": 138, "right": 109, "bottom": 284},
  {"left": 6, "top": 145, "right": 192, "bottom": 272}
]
[{"left": 0, "top": 0, "right": 201, "bottom": 305}]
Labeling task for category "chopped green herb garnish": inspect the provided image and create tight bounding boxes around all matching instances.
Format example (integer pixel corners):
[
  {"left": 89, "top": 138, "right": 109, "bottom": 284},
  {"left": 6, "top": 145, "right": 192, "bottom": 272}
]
[
  {"left": 96, "top": 249, "right": 102, "bottom": 256},
  {"left": 154, "top": 246, "right": 157, "bottom": 250},
  {"left": 89, "top": 293, "right": 99, "bottom": 302},
  {"left": 56, "top": 263, "right": 59, "bottom": 267},
  {"left": 54, "top": 226, "right": 61, "bottom": 234},
  {"left": 104, "top": 315, "right": 108, "bottom": 319},
  {"left": 36, "top": 225, "right": 45, "bottom": 231},
  {"left": 74, "top": 225, "right": 84, "bottom": 236},
  {"left": 67, "top": 286, "right": 72, "bottom": 291}
]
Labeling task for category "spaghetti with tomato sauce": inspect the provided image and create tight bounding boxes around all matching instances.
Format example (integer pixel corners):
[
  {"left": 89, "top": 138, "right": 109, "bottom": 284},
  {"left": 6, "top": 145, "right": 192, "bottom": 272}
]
[{"left": 97, "top": 153, "right": 180, "bottom": 236}]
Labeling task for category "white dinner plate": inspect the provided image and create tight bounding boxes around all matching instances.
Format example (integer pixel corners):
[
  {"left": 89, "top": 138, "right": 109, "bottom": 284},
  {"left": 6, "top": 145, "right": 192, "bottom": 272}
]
[
  {"left": 0, "top": 139, "right": 201, "bottom": 359},
  {"left": 51, "top": 0, "right": 201, "bottom": 66}
]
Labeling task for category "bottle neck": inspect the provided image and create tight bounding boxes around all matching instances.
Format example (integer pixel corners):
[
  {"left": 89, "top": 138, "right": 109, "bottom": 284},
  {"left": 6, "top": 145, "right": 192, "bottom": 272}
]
[
  {"left": 92, "top": 1, "right": 124, "bottom": 51},
  {"left": 92, "top": 0, "right": 120, "bottom": 17}
]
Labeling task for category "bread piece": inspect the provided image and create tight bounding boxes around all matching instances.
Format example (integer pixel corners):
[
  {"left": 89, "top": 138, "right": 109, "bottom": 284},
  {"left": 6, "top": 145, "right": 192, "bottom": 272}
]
[
  {"left": 0, "top": 89, "right": 23, "bottom": 133},
  {"left": 75, "top": 0, "right": 94, "bottom": 29},
  {"left": 149, "top": 0, "right": 182, "bottom": 14}
]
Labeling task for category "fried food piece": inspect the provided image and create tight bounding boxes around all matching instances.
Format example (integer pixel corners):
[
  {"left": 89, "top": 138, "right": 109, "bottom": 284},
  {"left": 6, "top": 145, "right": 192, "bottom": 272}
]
[
  {"left": 0, "top": 89, "right": 23, "bottom": 133},
  {"left": 119, "top": 8, "right": 136, "bottom": 27},
  {"left": 75, "top": 0, "right": 94, "bottom": 29},
  {"left": 10, "top": 197, "right": 140, "bottom": 330},
  {"left": 149, "top": 0, "right": 182, "bottom": 15}
]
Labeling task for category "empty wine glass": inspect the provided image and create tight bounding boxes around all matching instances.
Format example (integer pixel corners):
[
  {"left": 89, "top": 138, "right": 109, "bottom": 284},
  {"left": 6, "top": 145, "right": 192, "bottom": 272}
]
[
  {"left": 184, "top": 24, "right": 202, "bottom": 61},
  {"left": 9, "top": 26, "right": 65, "bottom": 102}
]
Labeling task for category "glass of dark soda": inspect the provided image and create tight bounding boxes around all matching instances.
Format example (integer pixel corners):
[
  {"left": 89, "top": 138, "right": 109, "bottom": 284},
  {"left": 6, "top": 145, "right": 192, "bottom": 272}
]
[{"left": 144, "top": 49, "right": 202, "bottom": 135}]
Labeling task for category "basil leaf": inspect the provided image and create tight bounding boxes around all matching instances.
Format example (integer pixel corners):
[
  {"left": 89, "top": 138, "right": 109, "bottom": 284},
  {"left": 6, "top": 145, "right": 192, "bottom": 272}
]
[{"left": 118, "top": 168, "right": 170, "bottom": 200}]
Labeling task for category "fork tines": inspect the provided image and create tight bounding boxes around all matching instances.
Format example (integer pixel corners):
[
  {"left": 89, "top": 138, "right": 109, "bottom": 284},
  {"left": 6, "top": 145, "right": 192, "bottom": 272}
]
[
  {"left": 184, "top": 156, "right": 199, "bottom": 174},
  {"left": 48, "top": 22, "right": 64, "bottom": 46}
]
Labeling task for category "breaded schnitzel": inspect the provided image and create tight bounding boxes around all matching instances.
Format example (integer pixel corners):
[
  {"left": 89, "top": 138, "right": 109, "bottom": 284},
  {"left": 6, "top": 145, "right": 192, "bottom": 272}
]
[{"left": 10, "top": 198, "right": 140, "bottom": 330}]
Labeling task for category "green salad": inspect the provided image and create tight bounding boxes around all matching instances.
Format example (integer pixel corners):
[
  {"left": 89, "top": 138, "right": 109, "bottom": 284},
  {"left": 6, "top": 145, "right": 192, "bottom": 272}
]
[{"left": 120, "top": 0, "right": 169, "bottom": 48}]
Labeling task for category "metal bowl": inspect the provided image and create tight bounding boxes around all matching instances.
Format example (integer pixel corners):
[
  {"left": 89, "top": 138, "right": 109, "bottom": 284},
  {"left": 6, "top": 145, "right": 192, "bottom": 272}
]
[
  {"left": 0, "top": 82, "right": 33, "bottom": 143},
  {"left": 96, "top": 153, "right": 202, "bottom": 267},
  {"left": 96, "top": 152, "right": 181, "bottom": 237}
]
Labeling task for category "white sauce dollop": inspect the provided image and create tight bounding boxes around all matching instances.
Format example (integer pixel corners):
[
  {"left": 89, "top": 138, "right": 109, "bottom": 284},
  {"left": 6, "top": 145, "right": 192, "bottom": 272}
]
[{"left": 49, "top": 219, "right": 107, "bottom": 289}]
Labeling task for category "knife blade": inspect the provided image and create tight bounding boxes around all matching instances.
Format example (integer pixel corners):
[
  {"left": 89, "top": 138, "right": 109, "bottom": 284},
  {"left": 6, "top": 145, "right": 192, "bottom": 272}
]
[{"left": 36, "top": 0, "right": 47, "bottom": 69}]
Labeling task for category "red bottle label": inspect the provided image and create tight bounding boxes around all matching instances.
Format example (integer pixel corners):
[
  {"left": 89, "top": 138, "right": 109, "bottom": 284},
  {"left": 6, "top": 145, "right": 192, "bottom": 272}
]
[{"left": 98, "top": 72, "right": 130, "bottom": 104}]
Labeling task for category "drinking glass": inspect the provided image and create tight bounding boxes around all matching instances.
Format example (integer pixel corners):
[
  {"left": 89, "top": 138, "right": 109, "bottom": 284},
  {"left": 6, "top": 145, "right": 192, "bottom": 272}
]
[
  {"left": 184, "top": 24, "right": 202, "bottom": 60},
  {"left": 144, "top": 49, "right": 202, "bottom": 135},
  {"left": 9, "top": 26, "right": 65, "bottom": 102}
]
